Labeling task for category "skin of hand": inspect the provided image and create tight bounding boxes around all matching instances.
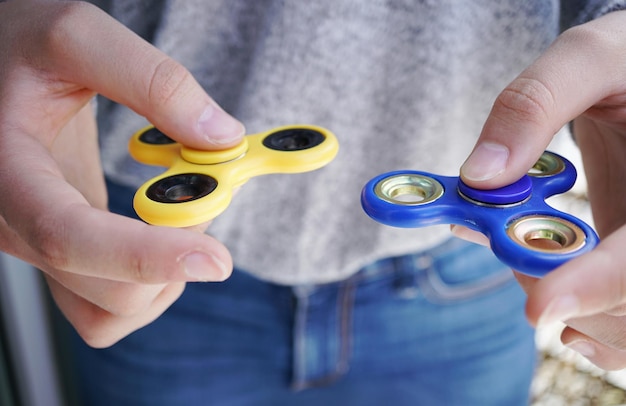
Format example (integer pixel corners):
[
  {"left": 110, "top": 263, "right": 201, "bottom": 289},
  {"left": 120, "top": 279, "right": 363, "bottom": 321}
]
[
  {"left": 458, "top": 10, "right": 626, "bottom": 370},
  {"left": 0, "top": 1, "right": 245, "bottom": 348}
]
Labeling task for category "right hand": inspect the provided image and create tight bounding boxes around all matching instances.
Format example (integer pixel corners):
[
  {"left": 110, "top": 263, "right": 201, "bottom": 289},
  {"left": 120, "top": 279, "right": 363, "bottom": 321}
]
[
  {"left": 0, "top": 0, "right": 245, "bottom": 347},
  {"left": 458, "top": 9, "right": 626, "bottom": 370}
]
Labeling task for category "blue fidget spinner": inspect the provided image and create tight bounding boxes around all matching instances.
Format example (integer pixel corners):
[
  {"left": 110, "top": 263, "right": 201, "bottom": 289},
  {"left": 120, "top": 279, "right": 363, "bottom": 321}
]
[{"left": 361, "top": 151, "right": 599, "bottom": 277}]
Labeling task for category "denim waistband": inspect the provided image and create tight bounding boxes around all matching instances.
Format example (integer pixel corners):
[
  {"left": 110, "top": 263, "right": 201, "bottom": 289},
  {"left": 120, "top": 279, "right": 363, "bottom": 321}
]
[{"left": 355, "top": 237, "right": 470, "bottom": 282}]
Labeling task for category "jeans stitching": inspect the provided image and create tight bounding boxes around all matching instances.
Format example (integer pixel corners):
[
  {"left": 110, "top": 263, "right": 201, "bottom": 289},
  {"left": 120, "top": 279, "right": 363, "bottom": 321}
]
[{"left": 419, "top": 263, "right": 515, "bottom": 304}]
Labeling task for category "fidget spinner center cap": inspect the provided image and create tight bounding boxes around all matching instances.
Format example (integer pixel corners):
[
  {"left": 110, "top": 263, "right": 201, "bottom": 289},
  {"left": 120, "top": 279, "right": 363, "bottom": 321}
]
[
  {"left": 457, "top": 175, "right": 532, "bottom": 206},
  {"left": 181, "top": 138, "right": 249, "bottom": 164}
]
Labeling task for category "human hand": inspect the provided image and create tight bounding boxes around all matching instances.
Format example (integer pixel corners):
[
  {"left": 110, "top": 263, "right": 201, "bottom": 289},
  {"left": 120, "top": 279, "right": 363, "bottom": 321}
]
[
  {"left": 0, "top": 1, "right": 244, "bottom": 347},
  {"left": 458, "top": 10, "right": 626, "bottom": 370}
]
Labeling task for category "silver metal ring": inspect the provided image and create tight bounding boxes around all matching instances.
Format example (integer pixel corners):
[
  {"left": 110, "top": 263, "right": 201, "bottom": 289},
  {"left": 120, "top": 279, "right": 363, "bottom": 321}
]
[
  {"left": 528, "top": 152, "right": 565, "bottom": 178},
  {"left": 374, "top": 174, "right": 444, "bottom": 206}
]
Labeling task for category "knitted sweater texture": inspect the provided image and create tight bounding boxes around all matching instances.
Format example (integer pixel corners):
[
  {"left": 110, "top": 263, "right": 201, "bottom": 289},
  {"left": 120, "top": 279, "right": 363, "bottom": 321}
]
[{"left": 94, "top": 0, "right": 625, "bottom": 284}]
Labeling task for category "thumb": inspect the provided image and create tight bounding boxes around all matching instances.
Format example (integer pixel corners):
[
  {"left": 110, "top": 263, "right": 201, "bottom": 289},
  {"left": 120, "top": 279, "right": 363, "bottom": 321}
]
[
  {"left": 30, "top": 2, "right": 244, "bottom": 149},
  {"left": 459, "top": 12, "right": 622, "bottom": 189}
]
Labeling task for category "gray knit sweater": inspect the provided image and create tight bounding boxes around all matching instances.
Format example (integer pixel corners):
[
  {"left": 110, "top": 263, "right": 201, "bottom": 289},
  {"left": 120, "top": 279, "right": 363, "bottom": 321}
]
[{"left": 93, "top": 0, "right": 625, "bottom": 285}]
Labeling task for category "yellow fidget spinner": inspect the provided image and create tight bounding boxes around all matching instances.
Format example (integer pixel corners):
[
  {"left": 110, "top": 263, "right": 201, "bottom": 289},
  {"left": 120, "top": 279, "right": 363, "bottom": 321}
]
[{"left": 129, "top": 124, "right": 339, "bottom": 227}]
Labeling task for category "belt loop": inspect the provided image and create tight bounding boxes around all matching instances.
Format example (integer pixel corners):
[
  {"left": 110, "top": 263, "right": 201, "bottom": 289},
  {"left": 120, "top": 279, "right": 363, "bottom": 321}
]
[
  {"left": 412, "top": 253, "right": 434, "bottom": 272},
  {"left": 291, "top": 285, "right": 310, "bottom": 391},
  {"left": 392, "top": 253, "right": 425, "bottom": 298},
  {"left": 290, "top": 281, "right": 353, "bottom": 391}
]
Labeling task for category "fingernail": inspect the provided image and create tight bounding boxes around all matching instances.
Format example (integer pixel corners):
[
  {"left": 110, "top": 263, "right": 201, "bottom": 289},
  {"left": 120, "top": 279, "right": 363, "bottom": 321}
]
[
  {"left": 197, "top": 104, "right": 244, "bottom": 144},
  {"left": 566, "top": 340, "right": 596, "bottom": 358},
  {"left": 182, "top": 251, "right": 228, "bottom": 281},
  {"left": 537, "top": 295, "right": 581, "bottom": 327},
  {"left": 461, "top": 142, "right": 509, "bottom": 181}
]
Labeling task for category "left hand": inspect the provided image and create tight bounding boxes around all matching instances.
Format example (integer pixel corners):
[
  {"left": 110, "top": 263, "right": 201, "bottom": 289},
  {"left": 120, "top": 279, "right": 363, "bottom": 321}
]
[
  {"left": 0, "top": 1, "right": 243, "bottom": 347},
  {"left": 458, "top": 10, "right": 626, "bottom": 370}
]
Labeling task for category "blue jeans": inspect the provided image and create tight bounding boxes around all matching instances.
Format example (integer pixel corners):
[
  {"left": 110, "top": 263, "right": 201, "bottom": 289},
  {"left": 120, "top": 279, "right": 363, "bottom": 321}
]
[{"left": 68, "top": 180, "right": 536, "bottom": 405}]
